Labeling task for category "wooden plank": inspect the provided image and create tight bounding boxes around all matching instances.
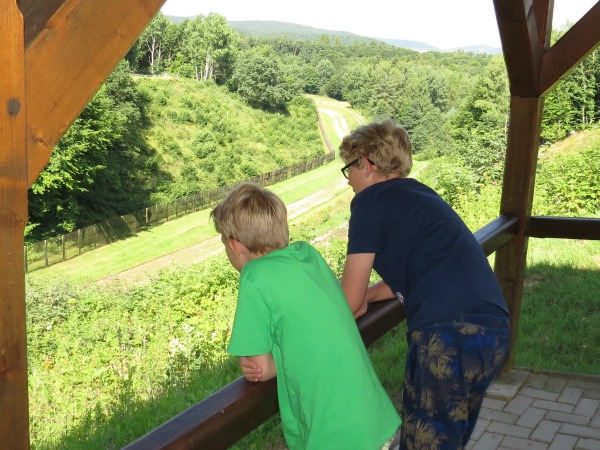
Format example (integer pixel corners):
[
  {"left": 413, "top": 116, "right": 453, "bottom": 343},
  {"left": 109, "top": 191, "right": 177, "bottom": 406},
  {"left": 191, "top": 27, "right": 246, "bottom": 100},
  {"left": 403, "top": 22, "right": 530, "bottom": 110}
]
[
  {"left": 528, "top": 216, "right": 600, "bottom": 240},
  {"left": 540, "top": 1, "right": 600, "bottom": 95},
  {"left": 0, "top": 1, "right": 30, "bottom": 448},
  {"left": 24, "top": 0, "right": 166, "bottom": 186},
  {"left": 493, "top": 0, "right": 550, "bottom": 96},
  {"left": 473, "top": 214, "right": 519, "bottom": 256},
  {"left": 494, "top": 96, "right": 545, "bottom": 373},
  {"left": 125, "top": 300, "right": 406, "bottom": 449}
]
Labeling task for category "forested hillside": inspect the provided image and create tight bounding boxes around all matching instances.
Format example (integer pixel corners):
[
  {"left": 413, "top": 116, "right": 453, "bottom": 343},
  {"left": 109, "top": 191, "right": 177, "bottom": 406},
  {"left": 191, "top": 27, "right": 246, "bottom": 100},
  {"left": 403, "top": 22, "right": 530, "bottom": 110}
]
[{"left": 27, "top": 11, "right": 600, "bottom": 242}]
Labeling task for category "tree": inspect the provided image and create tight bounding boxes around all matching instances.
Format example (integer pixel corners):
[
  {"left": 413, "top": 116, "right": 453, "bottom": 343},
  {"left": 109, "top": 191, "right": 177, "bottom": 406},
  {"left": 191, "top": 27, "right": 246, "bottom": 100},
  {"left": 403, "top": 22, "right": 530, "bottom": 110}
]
[
  {"left": 27, "top": 61, "right": 152, "bottom": 240},
  {"left": 175, "top": 14, "right": 238, "bottom": 83},
  {"left": 229, "top": 46, "right": 300, "bottom": 110},
  {"left": 137, "top": 12, "right": 170, "bottom": 74},
  {"left": 451, "top": 56, "right": 509, "bottom": 184}
]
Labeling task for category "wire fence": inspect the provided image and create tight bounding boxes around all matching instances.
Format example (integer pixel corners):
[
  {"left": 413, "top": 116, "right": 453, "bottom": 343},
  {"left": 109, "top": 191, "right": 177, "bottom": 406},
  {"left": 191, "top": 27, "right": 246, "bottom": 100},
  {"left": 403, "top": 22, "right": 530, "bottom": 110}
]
[{"left": 25, "top": 150, "right": 336, "bottom": 273}]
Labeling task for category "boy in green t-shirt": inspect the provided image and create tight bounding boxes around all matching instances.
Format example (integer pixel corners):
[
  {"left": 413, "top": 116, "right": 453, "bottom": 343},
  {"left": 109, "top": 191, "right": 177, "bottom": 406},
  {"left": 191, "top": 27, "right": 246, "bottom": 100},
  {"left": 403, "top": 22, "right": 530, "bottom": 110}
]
[{"left": 211, "top": 182, "right": 401, "bottom": 450}]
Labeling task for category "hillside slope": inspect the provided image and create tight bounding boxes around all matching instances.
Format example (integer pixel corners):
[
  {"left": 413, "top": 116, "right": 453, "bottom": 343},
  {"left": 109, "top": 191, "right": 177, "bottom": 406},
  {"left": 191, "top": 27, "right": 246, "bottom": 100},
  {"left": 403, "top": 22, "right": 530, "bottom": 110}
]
[{"left": 135, "top": 77, "right": 326, "bottom": 203}]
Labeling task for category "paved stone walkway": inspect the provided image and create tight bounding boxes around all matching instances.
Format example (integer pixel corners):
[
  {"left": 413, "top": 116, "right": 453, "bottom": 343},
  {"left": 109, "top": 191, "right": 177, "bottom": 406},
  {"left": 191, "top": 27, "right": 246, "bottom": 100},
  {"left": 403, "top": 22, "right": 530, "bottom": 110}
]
[{"left": 467, "top": 370, "right": 600, "bottom": 450}]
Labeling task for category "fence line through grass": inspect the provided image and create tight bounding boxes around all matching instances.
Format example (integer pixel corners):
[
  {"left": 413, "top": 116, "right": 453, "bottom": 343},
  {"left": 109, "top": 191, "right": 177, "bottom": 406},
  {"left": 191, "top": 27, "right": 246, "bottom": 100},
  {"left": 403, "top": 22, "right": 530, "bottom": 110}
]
[{"left": 25, "top": 151, "right": 336, "bottom": 273}]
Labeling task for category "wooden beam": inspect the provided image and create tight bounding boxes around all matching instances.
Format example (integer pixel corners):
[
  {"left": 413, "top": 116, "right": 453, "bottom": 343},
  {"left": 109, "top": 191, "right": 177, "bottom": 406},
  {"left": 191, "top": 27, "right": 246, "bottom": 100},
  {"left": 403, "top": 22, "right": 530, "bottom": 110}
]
[
  {"left": 0, "top": 1, "right": 30, "bottom": 448},
  {"left": 18, "top": 0, "right": 64, "bottom": 48},
  {"left": 24, "top": 0, "right": 166, "bottom": 186},
  {"left": 473, "top": 214, "right": 519, "bottom": 256},
  {"left": 494, "top": 96, "right": 544, "bottom": 373},
  {"left": 528, "top": 216, "right": 600, "bottom": 240},
  {"left": 493, "top": 0, "right": 553, "bottom": 97},
  {"left": 540, "top": 1, "right": 600, "bottom": 95}
]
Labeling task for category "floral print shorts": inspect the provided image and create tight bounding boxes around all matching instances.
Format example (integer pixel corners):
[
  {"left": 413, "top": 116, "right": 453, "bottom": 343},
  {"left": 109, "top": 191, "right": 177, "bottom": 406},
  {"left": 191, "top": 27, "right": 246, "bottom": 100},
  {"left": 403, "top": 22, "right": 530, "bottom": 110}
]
[{"left": 400, "top": 313, "right": 511, "bottom": 450}]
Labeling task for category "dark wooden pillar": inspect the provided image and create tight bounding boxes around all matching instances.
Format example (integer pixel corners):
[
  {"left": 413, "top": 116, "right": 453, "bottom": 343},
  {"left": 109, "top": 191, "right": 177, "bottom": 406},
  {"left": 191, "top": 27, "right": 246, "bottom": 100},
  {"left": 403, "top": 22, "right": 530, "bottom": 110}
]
[
  {"left": 0, "top": 1, "right": 30, "bottom": 448},
  {"left": 494, "top": 96, "right": 544, "bottom": 372}
]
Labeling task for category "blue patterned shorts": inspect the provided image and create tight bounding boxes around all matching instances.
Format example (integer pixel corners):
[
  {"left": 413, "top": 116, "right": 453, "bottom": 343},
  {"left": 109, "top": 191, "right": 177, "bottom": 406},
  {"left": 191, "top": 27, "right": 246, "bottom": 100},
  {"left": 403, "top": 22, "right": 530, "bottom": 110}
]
[{"left": 400, "top": 313, "right": 510, "bottom": 450}]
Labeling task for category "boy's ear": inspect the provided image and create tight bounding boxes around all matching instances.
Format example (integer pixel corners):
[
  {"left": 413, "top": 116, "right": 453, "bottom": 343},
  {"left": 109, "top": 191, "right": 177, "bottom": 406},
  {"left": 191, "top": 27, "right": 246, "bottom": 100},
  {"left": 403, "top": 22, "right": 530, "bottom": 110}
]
[{"left": 227, "top": 238, "right": 246, "bottom": 257}]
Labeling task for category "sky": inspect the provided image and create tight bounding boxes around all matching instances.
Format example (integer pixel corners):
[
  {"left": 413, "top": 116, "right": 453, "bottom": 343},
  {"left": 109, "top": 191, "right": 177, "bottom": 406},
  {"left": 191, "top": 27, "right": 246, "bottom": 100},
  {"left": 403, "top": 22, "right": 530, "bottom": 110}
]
[{"left": 160, "top": 0, "right": 597, "bottom": 50}]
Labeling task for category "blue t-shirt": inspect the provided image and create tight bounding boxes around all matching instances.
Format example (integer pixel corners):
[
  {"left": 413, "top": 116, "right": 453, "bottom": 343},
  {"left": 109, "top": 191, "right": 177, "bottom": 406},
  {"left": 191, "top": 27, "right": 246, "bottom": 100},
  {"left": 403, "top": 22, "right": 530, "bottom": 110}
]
[{"left": 348, "top": 178, "right": 508, "bottom": 331}]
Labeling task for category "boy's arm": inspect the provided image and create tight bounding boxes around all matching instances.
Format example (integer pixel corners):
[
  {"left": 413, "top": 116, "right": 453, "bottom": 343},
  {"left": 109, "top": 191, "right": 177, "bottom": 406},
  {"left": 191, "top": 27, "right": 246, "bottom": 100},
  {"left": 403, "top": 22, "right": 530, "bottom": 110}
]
[
  {"left": 341, "top": 253, "right": 375, "bottom": 318},
  {"left": 239, "top": 354, "right": 276, "bottom": 382}
]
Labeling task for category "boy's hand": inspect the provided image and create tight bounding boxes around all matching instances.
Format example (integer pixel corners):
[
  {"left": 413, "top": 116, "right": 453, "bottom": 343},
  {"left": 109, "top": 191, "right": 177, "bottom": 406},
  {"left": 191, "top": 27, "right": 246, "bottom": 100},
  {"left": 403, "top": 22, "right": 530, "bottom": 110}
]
[
  {"left": 239, "top": 354, "right": 277, "bottom": 382},
  {"left": 239, "top": 356, "right": 263, "bottom": 382}
]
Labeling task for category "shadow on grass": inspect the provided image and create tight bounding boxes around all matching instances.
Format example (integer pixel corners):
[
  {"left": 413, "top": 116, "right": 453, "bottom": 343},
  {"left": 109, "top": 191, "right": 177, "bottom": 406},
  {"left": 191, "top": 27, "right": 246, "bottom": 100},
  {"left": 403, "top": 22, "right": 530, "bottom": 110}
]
[
  {"left": 516, "top": 263, "right": 600, "bottom": 374},
  {"left": 36, "top": 359, "right": 242, "bottom": 450}
]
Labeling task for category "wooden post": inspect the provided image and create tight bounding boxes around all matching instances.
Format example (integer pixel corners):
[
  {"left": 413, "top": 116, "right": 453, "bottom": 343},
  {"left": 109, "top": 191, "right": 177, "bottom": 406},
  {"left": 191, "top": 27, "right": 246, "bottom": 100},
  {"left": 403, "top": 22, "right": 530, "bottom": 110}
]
[
  {"left": 494, "top": 96, "right": 544, "bottom": 373},
  {"left": 0, "top": 2, "right": 30, "bottom": 448}
]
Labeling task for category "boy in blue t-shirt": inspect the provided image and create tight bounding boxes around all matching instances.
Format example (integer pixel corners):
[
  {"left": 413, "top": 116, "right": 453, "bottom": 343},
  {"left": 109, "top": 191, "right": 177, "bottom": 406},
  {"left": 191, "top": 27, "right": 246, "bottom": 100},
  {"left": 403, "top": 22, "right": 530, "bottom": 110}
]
[
  {"left": 339, "top": 119, "right": 511, "bottom": 450},
  {"left": 210, "top": 182, "right": 401, "bottom": 450}
]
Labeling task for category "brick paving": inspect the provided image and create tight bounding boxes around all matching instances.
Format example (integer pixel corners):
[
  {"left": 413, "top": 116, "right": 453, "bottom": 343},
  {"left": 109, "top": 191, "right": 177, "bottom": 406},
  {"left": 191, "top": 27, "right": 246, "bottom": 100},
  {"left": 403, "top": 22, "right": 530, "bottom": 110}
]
[{"left": 466, "top": 370, "right": 600, "bottom": 450}]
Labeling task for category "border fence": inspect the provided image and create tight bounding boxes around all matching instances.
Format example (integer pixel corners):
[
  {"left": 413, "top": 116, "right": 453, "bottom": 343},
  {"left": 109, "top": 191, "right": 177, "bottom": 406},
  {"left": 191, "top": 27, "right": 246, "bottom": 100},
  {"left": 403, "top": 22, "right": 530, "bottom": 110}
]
[{"left": 25, "top": 150, "right": 336, "bottom": 273}]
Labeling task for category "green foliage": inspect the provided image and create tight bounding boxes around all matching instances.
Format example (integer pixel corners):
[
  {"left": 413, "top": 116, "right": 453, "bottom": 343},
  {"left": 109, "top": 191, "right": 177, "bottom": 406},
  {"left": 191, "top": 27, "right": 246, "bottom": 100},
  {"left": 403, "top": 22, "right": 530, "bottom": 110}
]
[
  {"left": 27, "top": 255, "right": 240, "bottom": 449},
  {"left": 27, "top": 61, "right": 156, "bottom": 240},
  {"left": 138, "top": 77, "right": 322, "bottom": 203},
  {"left": 450, "top": 55, "right": 509, "bottom": 184},
  {"left": 534, "top": 138, "right": 600, "bottom": 216},
  {"left": 229, "top": 46, "right": 301, "bottom": 110},
  {"left": 418, "top": 157, "right": 477, "bottom": 209}
]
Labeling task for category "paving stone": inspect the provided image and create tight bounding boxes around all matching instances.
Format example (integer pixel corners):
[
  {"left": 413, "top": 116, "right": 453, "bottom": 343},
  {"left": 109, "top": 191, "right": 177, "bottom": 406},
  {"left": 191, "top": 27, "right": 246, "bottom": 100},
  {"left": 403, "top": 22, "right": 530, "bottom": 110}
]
[
  {"left": 521, "top": 387, "right": 560, "bottom": 402},
  {"left": 501, "top": 435, "right": 549, "bottom": 449},
  {"left": 576, "top": 438, "right": 600, "bottom": 450},
  {"left": 471, "top": 432, "right": 504, "bottom": 450},
  {"left": 559, "top": 423, "right": 600, "bottom": 440},
  {"left": 488, "top": 421, "right": 532, "bottom": 439},
  {"left": 532, "top": 399, "right": 575, "bottom": 413},
  {"left": 531, "top": 420, "right": 561, "bottom": 443},
  {"left": 557, "top": 386, "right": 584, "bottom": 405},
  {"left": 583, "top": 389, "right": 600, "bottom": 401},
  {"left": 517, "top": 407, "right": 547, "bottom": 429},
  {"left": 505, "top": 395, "right": 535, "bottom": 415},
  {"left": 479, "top": 407, "right": 519, "bottom": 425},
  {"left": 526, "top": 374, "right": 550, "bottom": 390},
  {"left": 483, "top": 396, "right": 508, "bottom": 411},
  {"left": 470, "top": 418, "right": 491, "bottom": 441},
  {"left": 547, "top": 433, "right": 577, "bottom": 450},
  {"left": 566, "top": 379, "right": 600, "bottom": 391},
  {"left": 544, "top": 377, "right": 567, "bottom": 394},
  {"left": 545, "top": 410, "right": 590, "bottom": 426},
  {"left": 573, "top": 399, "right": 600, "bottom": 418},
  {"left": 589, "top": 412, "right": 600, "bottom": 428},
  {"left": 487, "top": 370, "right": 529, "bottom": 401}
]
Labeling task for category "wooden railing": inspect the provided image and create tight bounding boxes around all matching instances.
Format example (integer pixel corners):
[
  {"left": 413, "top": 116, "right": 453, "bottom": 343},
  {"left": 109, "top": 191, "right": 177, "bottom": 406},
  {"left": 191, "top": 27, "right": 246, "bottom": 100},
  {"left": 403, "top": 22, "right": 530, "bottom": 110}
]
[
  {"left": 527, "top": 216, "right": 600, "bottom": 240},
  {"left": 124, "top": 213, "right": 521, "bottom": 450}
]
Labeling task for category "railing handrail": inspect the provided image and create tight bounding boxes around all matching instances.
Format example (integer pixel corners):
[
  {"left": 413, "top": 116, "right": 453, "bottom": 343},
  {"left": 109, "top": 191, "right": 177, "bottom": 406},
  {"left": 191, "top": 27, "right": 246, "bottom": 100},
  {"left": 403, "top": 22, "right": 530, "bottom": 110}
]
[
  {"left": 124, "top": 214, "right": 523, "bottom": 450},
  {"left": 124, "top": 299, "right": 406, "bottom": 450}
]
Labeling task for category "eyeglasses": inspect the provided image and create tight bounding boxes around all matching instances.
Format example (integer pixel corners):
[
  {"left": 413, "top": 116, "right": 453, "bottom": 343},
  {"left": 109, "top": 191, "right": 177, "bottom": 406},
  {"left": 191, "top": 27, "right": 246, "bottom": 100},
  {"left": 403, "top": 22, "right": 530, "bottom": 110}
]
[{"left": 341, "top": 157, "right": 374, "bottom": 179}]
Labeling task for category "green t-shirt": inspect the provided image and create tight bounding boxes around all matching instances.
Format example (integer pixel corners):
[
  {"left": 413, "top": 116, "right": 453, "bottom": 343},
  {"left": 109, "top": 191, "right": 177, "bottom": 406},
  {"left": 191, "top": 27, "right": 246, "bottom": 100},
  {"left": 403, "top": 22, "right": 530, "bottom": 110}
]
[{"left": 228, "top": 241, "right": 401, "bottom": 450}]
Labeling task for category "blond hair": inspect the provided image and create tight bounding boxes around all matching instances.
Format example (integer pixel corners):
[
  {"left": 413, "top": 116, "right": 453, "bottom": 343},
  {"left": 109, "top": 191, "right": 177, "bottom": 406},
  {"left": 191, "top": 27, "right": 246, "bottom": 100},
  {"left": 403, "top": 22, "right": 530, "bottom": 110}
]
[
  {"left": 339, "top": 119, "right": 413, "bottom": 178},
  {"left": 210, "top": 183, "right": 289, "bottom": 254}
]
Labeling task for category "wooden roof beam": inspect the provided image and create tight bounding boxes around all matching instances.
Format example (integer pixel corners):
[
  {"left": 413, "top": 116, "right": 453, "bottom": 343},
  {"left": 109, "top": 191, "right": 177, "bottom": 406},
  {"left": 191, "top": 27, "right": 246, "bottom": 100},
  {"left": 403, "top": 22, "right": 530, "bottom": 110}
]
[
  {"left": 493, "top": 0, "right": 553, "bottom": 97},
  {"left": 23, "top": 0, "right": 166, "bottom": 186},
  {"left": 540, "top": 1, "right": 600, "bottom": 95}
]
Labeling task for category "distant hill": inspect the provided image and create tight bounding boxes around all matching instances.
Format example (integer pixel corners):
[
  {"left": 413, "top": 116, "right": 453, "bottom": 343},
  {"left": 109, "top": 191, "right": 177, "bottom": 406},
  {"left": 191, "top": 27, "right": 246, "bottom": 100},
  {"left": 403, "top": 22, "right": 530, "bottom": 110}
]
[{"left": 165, "top": 17, "right": 502, "bottom": 55}]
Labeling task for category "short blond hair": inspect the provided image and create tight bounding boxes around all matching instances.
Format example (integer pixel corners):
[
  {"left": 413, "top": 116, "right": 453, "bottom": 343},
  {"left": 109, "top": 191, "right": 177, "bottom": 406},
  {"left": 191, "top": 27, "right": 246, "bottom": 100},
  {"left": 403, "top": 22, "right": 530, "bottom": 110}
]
[
  {"left": 210, "top": 183, "right": 289, "bottom": 254},
  {"left": 339, "top": 119, "right": 413, "bottom": 178}
]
